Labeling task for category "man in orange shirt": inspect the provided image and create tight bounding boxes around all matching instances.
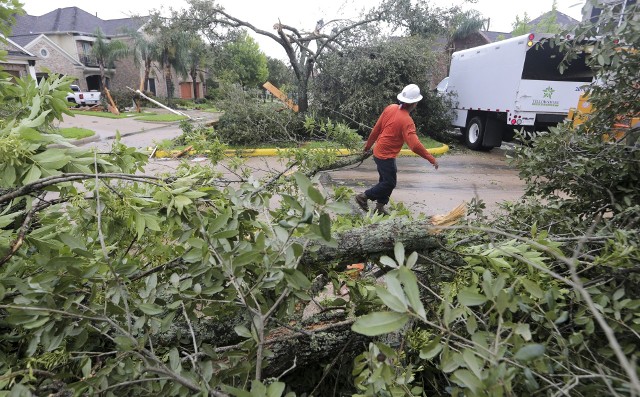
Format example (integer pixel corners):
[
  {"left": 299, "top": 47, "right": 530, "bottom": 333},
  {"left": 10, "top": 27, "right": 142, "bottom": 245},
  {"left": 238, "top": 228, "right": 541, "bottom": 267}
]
[{"left": 355, "top": 84, "right": 439, "bottom": 215}]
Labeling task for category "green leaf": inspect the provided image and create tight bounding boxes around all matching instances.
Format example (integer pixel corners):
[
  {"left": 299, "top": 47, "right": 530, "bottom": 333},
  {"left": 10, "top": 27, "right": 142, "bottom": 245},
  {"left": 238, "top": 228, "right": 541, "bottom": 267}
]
[
  {"left": 174, "top": 195, "right": 192, "bottom": 214},
  {"left": 138, "top": 303, "right": 164, "bottom": 315},
  {"left": 385, "top": 273, "right": 406, "bottom": 304},
  {"left": 405, "top": 251, "right": 418, "bottom": 269},
  {"left": 2, "top": 165, "right": 16, "bottom": 185},
  {"left": 234, "top": 325, "right": 252, "bottom": 338},
  {"left": 379, "top": 255, "right": 397, "bottom": 268},
  {"left": 307, "top": 186, "right": 326, "bottom": 205},
  {"left": 463, "top": 349, "right": 484, "bottom": 379},
  {"left": 212, "top": 229, "right": 239, "bottom": 239},
  {"left": 31, "top": 149, "right": 70, "bottom": 170},
  {"left": 514, "top": 344, "right": 545, "bottom": 361},
  {"left": 351, "top": 312, "right": 409, "bottom": 336},
  {"left": 134, "top": 214, "right": 145, "bottom": 239},
  {"left": 515, "top": 323, "right": 532, "bottom": 341},
  {"left": 398, "top": 267, "right": 426, "bottom": 320},
  {"left": 319, "top": 213, "right": 331, "bottom": 241},
  {"left": 520, "top": 279, "right": 544, "bottom": 299},
  {"left": 266, "top": 382, "right": 286, "bottom": 397},
  {"left": 233, "top": 251, "right": 260, "bottom": 267},
  {"left": 376, "top": 286, "right": 408, "bottom": 313},
  {"left": 0, "top": 212, "right": 20, "bottom": 229},
  {"left": 451, "top": 369, "right": 483, "bottom": 395},
  {"left": 60, "top": 232, "right": 87, "bottom": 251},
  {"left": 394, "top": 242, "right": 405, "bottom": 266},
  {"left": 293, "top": 172, "right": 311, "bottom": 194},
  {"left": 283, "top": 269, "right": 311, "bottom": 290},
  {"left": 419, "top": 337, "right": 442, "bottom": 360},
  {"left": 22, "top": 165, "right": 42, "bottom": 185},
  {"left": 457, "top": 289, "right": 488, "bottom": 307},
  {"left": 209, "top": 210, "right": 231, "bottom": 233}
]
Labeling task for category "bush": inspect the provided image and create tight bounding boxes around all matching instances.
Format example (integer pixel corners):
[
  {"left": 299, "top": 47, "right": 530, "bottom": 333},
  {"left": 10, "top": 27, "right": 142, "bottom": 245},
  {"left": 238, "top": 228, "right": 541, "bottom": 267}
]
[
  {"left": 109, "top": 89, "right": 149, "bottom": 111},
  {"left": 215, "top": 87, "right": 307, "bottom": 146},
  {"left": 311, "top": 36, "right": 454, "bottom": 140}
]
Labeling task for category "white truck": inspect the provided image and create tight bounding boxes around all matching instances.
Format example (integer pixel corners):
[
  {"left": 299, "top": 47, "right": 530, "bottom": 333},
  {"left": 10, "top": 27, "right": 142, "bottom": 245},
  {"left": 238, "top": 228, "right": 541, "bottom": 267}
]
[
  {"left": 66, "top": 84, "right": 101, "bottom": 107},
  {"left": 437, "top": 33, "right": 593, "bottom": 150}
]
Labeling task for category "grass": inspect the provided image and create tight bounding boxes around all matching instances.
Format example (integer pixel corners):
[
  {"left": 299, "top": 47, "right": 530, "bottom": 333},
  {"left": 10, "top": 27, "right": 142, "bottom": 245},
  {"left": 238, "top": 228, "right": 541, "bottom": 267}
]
[
  {"left": 134, "top": 114, "right": 188, "bottom": 122},
  {"left": 69, "top": 110, "right": 129, "bottom": 119},
  {"left": 416, "top": 136, "right": 442, "bottom": 149},
  {"left": 57, "top": 127, "right": 95, "bottom": 139}
]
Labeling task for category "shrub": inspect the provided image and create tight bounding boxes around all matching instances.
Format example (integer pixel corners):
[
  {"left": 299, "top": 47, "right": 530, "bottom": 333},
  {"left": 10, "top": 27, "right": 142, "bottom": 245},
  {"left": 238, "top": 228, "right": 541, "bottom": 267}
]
[
  {"left": 109, "top": 89, "right": 149, "bottom": 111},
  {"left": 311, "top": 36, "right": 454, "bottom": 140},
  {"left": 215, "top": 87, "right": 307, "bottom": 146}
]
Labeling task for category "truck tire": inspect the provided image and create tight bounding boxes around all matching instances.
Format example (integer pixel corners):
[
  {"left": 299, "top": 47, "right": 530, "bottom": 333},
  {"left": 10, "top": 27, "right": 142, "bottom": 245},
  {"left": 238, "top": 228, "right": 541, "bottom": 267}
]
[{"left": 465, "top": 116, "right": 485, "bottom": 150}]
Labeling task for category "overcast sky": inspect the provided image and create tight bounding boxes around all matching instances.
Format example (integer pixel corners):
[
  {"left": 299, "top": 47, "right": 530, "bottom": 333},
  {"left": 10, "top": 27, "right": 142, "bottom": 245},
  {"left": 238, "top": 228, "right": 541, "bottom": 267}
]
[{"left": 20, "top": 0, "right": 585, "bottom": 59}]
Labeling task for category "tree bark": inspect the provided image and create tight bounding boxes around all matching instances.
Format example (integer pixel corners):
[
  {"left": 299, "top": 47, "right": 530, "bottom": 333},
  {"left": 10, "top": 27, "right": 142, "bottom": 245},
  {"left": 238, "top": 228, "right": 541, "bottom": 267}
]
[{"left": 300, "top": 218, "right": 443, "bottom": 269}]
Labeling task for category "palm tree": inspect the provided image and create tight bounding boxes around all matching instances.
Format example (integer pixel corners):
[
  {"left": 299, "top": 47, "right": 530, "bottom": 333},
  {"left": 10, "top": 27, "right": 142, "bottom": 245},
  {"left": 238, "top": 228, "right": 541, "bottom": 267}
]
[
  {"left": 130, "top": 31, "right": 160, "bottom": 93},
  {"left": 90, "top": 28, "right": 129, "bottom": 95},
  {"left": 147, "top": 18, "right": 189, "bottom": 107},
  {"left": 185, "top": 36, "right": 209, "bottom": 99}
]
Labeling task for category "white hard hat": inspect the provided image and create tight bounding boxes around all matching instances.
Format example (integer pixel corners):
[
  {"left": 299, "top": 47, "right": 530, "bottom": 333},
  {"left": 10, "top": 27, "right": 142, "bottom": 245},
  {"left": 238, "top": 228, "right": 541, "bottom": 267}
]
[{"left": 397, "top": 84, "right": 423, "bottom": 103}]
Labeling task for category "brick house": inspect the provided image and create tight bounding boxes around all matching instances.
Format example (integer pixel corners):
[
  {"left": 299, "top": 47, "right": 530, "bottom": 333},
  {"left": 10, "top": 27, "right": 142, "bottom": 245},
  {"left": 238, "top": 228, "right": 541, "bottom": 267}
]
[
  {"left": 0, "top": 35, "right": 37, "bottom": 81},
  {"left": 9, "top": 7, "right": 205, "bottom": 99}
]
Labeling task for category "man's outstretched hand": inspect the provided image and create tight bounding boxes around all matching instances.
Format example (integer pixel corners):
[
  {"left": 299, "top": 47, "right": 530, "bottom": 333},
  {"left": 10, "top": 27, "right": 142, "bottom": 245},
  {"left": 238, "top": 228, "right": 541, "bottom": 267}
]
[{"left": 433, "top": 160, "right": 439, "bottom": 170}]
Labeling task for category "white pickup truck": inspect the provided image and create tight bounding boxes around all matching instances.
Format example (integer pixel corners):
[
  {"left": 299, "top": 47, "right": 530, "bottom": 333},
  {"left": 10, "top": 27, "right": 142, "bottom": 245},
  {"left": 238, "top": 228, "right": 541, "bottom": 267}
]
[
  {"left": 66, "top": 84, "right": 101, "bottom": 107},
  {"left": 437, "top": 33, "right": 593, "bottom": 150}
]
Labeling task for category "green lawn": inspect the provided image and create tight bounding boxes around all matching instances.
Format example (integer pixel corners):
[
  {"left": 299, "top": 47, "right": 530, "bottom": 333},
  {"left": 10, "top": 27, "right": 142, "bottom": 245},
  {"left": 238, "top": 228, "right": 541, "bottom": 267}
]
[
  {"left": 134, "top": 114, "right": 188, "bottom": 122},
  {"left": 69, "top": 110, "right": 129, "bottom": 119},
  {"left": 58, "top": 127, "right": 95, "bottom": 139}
]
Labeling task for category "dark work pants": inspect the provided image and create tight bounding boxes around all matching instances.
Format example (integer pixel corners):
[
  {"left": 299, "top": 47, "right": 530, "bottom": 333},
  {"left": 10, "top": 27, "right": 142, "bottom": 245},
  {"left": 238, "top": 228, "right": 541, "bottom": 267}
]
[{"left": 365, "top": 156, "right": 397, "bottom": 205}]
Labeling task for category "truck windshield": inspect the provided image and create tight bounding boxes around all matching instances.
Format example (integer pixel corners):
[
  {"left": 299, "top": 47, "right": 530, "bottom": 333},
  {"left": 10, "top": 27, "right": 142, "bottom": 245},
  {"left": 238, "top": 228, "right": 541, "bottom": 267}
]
[{"left": 522, "top": 41, "right": 593, "bottom": 82}]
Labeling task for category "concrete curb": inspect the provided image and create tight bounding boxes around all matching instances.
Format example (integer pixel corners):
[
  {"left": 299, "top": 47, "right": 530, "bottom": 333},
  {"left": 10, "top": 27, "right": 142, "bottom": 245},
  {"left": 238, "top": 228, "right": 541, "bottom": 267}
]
[{"left": 151, "top": 144, "right": 450, "bottom": 159}]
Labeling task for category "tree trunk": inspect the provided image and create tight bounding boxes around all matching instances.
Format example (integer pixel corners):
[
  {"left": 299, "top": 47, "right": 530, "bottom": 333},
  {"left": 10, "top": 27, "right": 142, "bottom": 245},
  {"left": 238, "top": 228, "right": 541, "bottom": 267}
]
[
  {"left": 300, "top": 218, "right": 443, "bottom": 269},
  {"left": 191, "top": 69, "right": 198, "bottom": 99},
  {"left": 165, "top": 64, "right": 173, "bottom": 106}
]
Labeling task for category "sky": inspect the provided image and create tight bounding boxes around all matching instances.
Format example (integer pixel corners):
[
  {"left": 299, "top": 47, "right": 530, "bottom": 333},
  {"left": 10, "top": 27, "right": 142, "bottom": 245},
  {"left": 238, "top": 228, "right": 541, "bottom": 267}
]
[{"left": 20, "top": 0, "right": 586, "bottom": 59}]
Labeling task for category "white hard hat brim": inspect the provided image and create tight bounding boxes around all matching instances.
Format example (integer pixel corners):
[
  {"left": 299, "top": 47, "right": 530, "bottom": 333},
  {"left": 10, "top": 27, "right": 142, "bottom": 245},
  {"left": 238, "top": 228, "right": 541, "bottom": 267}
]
[{"left": 397, "top": 93, "right": 423, "bottom": 103}]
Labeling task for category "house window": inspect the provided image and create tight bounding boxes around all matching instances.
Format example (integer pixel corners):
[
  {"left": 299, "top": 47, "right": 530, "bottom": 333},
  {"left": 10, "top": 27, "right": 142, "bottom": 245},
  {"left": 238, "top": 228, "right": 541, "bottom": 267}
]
[{"left": 40, "top": 48, "right": 49, "bottom": 58}]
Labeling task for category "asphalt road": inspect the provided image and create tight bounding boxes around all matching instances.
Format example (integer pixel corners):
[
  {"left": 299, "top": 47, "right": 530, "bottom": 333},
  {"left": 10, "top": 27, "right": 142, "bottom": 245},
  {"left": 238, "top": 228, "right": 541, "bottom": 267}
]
[{"left": 59, "top": 111, "right": 525, "bottom": 217}]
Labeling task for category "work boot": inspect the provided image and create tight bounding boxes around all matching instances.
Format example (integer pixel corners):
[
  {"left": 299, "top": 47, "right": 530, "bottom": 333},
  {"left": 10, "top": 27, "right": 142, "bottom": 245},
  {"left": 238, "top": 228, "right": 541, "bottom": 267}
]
[
  {"left": 375, "top": 203, "right": 389, "bottom": 216},
  {"left": 355, "top": 193, "right": 369, "bottom": 211}
]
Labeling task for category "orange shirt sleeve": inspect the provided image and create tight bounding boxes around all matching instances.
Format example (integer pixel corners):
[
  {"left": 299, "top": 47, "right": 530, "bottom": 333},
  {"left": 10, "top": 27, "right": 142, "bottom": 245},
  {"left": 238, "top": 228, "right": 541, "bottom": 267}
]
[{"left": 403, "top": 122, "right": 437, "bottom": 165}]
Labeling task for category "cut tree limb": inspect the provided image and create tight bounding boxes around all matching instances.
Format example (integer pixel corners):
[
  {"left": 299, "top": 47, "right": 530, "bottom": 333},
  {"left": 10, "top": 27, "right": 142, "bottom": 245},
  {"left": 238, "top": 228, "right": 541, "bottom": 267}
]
[{"left": 300, "top": 218, "right": 443, "bottom": 269}]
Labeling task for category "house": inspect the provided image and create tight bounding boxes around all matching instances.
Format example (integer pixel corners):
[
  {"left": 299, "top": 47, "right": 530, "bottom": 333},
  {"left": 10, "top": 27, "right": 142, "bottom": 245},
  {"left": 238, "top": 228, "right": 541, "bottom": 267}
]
[
  {"left": 9, "top": 7, "right": 205, "bottom": 99},
  {"left": 0, "top": 35, "right": 37, "bottom": 81}
]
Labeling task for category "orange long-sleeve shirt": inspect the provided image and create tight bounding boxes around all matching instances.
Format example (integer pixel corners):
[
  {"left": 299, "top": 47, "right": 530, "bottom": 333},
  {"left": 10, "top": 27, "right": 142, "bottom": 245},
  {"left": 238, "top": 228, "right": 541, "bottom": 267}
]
[{"left": 364, "top": 104, "right": 437, "bottom": 164}]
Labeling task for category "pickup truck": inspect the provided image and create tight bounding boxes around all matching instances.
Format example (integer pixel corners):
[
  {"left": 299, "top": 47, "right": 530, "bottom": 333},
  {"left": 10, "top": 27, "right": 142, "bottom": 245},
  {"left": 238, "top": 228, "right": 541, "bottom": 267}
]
[{"left": 66, "top": 84, "right": 101, "bottom": 107}]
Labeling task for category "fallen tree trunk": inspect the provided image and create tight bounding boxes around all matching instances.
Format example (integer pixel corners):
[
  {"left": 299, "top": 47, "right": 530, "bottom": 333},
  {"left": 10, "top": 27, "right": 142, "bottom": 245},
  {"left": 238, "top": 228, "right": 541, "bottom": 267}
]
[{"left": 300, "top": 218, "right": 443, "bottom": 268}]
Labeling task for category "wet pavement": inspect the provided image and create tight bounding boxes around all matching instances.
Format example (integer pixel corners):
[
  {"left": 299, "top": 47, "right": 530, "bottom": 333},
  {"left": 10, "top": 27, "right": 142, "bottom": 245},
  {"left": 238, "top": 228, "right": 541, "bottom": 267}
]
[{"left": 323, "top": 147, "right": 524, "bottom": 217}]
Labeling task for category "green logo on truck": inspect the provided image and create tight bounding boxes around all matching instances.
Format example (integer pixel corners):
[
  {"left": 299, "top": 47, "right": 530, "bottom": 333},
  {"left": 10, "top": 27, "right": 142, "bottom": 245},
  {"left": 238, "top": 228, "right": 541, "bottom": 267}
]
[
  {"left": 532, "top": 86, "right": 560, "bottom": 107},
  {"left": 543, "top": 86, "right": 555, "bottom": 98}
]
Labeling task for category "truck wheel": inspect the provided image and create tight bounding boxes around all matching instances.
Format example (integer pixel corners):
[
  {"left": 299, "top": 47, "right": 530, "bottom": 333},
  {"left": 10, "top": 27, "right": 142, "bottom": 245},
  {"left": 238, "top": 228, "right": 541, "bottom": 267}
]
[{"left": 465, "top": 117, "right": 485, "bottom": 150}]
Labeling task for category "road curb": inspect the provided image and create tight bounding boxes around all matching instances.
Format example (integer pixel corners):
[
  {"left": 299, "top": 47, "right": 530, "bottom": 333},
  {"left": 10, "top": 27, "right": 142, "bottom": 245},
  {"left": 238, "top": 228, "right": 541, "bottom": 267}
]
[{"left": 151, "top": 144, "right": 450, "bottom": 158}]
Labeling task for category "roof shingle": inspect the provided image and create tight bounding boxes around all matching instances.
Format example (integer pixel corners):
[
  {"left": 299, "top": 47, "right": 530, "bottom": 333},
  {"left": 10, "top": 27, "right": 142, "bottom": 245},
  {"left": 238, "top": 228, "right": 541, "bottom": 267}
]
[{"left": 10, "top": 7, "right": 146, "bottom": 39}]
